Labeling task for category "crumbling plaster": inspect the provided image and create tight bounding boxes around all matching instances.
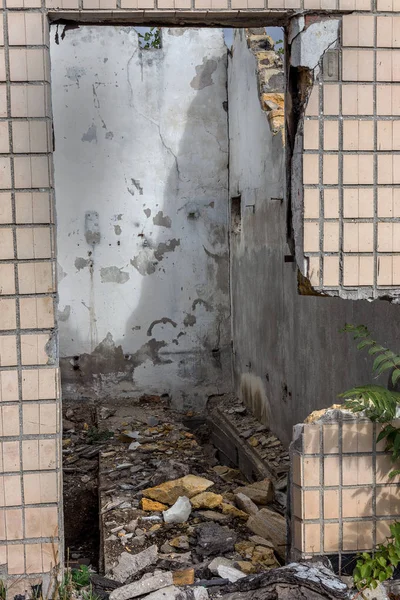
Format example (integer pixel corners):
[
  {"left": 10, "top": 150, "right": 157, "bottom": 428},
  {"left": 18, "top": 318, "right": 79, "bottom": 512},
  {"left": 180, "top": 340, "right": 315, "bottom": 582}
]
[{"left": 52, "top": 26, "right": 231, "bottom": 409}]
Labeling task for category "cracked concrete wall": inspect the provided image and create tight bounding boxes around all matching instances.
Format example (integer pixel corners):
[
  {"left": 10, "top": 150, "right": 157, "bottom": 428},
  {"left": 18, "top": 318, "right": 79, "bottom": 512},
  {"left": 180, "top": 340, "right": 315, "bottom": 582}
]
[
  {"left": 229, "top": 28, "right": 400, "bottom": 446},
  {"left": 51, "top": 26, "right": 231, "bottom": 410}
]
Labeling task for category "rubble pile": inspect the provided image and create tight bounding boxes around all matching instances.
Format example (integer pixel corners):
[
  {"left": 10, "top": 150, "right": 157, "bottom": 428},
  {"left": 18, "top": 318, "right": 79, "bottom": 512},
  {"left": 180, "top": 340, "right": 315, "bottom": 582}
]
[
  {"left": 93, "top": 401, "right": 289, "bottom": 599},
  {"left": 63, "top": 399, "right": 349, "bottom": 599}
]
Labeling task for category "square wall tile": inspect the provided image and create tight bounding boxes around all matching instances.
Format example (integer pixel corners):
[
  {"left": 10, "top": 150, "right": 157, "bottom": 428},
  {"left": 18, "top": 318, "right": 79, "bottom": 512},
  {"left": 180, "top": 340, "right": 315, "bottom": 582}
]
[
  {"left": 303, "top": 457, "right": 320, "bottom": 487},
  {"left": 0, "top": 405, "right": 20, "bottom": 437},
  {"left": 9, "top": 48, "right": 50, "bottom": 83},
  {"left": 20, "top": 297, "right": 55, "bottom": 330},
  {"left": 0, "top": 122, "right": 10, "bottom": 154},
  {"left": 342, "top": 421, "right": 373, "bottom": 452},
  {"left": 0, "top": 158, "right": 12, "bottom": 189},
  {"left": 305, "top": 86, "right": 319, "bottom": 117},
  {"left": 303, "top": 489, "right": 320, "bottom": 520},
  {"left": 343, "top": 223, "right": 374, "bottom": 253},
  {"left": 23, "top": 472, "right": 58, "bottom": 504},
  {"left": 0, "top": 371, "right": 18, "bottom": 402},
  {"left": 303, "top": 154, "right": 319, "bottom": 185},
  {"left": 15, "top": 192, "right": 53, "bottom": 224},
  {"left": 304, "top": 523, "right": 320, "bottom": 553},
  {"left": 324, "top": 189, "right": 339, "bottom": 219},
  {"left": 0, "top": 475, "right": 22, "bottom": 506},
  {"left": 323, "top": 84, "right": 339, "bottom": 115},
  {"left": 342, "top": 50, "right": 374, "bottom": 82},
  {"left": 16, "top": 227, "right": 52, "bottom": 260},
  {"left": 376, "top": 486, "right": 400, "bottom": 516},
  {"left": 18, "top": 262, "right": 55, "bottom": 295},
  {"left": 323, "top": 489, "right": 339, "bottom": 519},
  {"left": 343, "top": 120, "right": 374, "bottom": 151},
  {"left": 11, "top": 84, "right": 50, "bottom": 118},
  {"left": 304, "top": 221, "right": 320, "bottom": 253},
  {"left": 343, "top": 188, "right": 374, "bottom": 218},
  {"left": 7, "top": 13, "right": 44, "bottom": 46},
  {"left": 25, "top": 506, "right": 58, "bottom": 538},
  {"left": 12, "top": 121, "right": 52, "bottom": 154},
  {"left": 22, "top": 403, "right": 57, "bottom": 435},
  {"left": 377, "top": 454, "right": 400, "bottom": 483},
  {"left": 343, "top": 521, "right": 373, "bottom": 551},
  {"left": 5, "top": 509, "right": 23, "bottom": 540},
  {"left": 14, "top": 156, "right": 51, "bottom": 189},
  {"left": 307, "top": 256, "right": 320, "bottom": 287},
  {"left": 378, "top": 187, "right": 400, "bottom": 217},
  {"left": 0, "top": 86, "right": 7, "bottom": 117},
  {"left": 323, "top": 424, "right": 339, "bottom": 454},
  {"left": 323, "top": 121, "right": 339, "bottom": 151},
  {"left": 0, "top": 264, "right": 16, "bottom": 295},
  {"left": 0, "top": 336, "right": 17, "bottom": 367},
  {"left": 324, "top": 456, "right": 340, "bottom": 486},
  {"left": 323, "top": 255, "right": 339, "bottom": 286},
  {"left": 0, "top": 193, "right": 13, "bottom": 225},
  {"left": 324, "top": 522, "right": 339, "bottom": 552},
  {"left": 377, "top": 16, "right": 400, "bottom": 48},
  {"left": 7, "top": 544, "right": 24, "bottom": 574},
  {"left": 0, "top": 229, "right": 14, "bottom": 260},
  {"left": 303, "top": 424, "right": 320, "bottom": 454},
  {"left": 343, "top": 155, "right": 374, "bottom": 185},
  {"left": 378, "top": 223, "right": 400, "bottom": 252},
  {"left": 342, "top": 15, "right": 374, "bottom": 47},
  {"left": 342, "top": 487, "right": 373, "bottom": 518},
  {"left": 323, "top": 155, "right": 338, "bottom": 185},
  {"left": 2, "top": 441, "right": 20, "bottom": 472},
  {"left": 304, "top": 189, "right": 319, "bottom": 219},
  {"left": 304, "top": 120, "right": 319, "bottom": 151},
  {"left": 377, "top": 84, "right": 400, "bottom": 115},
  {"left": 294, "top": 519, "right": 303, "bottom": 552},
  {"left": 0, "top": 299, "right": 16, "bottom": 332},
  {"left": 323, "top": 221, "right": 339, "bottom": 252},
  {"left": 342, "top": 455, "right": 373, "bottom": 485},
  {"left": 293, "top": 485, "right": 302, "bottom": 519},
  {"left": 377, "top": 50, "right": 400, "bottom": 82},
  {"left": 21, "top": 334, "right": 50, "bottom": 366},
  {"left": 21, "top": 368, "right": 57, "bottom": 400}
]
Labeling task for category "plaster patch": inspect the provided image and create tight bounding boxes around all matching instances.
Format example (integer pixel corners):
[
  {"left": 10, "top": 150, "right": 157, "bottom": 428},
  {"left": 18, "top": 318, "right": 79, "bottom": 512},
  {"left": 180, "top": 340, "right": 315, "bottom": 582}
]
[
  {"left": 58, "top": 305, "right": 71, "bottom": 321},
  {"left": 183, "top": 314, "right": 196, "bottom": 327},
  {"left": 154, "top": 239, "right": 181, "bottom": 261},
  {"left": 190, "top": 58, "right": 218, "bottom": 90},
  {"left": 100, "top": 266, "right": 130, "bottom": 284},
  {"left": 81, "top": 123, "right": 97, "bottom": 143},
  {"left": 153, "top": 211, "right": 172, "bottom": 228},
  {"left": 290, "top": 19, "right": 340, "bottom": 70},
  {"left": 75, "top": 257, "right": 89, "bottom": 271},
  {"left": 114, "top": 225, "right": 122, "bottom": 235}
]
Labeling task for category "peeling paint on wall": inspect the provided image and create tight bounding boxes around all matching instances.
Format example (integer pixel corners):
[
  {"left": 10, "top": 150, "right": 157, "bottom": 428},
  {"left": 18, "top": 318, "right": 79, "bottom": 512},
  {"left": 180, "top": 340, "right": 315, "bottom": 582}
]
[{"left": 100, "top": 266, "right": 130, "bottom": 284}]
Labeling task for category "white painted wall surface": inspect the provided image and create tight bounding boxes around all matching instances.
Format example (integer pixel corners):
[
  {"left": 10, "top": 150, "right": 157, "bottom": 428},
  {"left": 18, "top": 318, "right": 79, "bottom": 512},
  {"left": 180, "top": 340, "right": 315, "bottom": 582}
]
[{"left": 51, "top": 27, "right": 231, "bottom": 409}]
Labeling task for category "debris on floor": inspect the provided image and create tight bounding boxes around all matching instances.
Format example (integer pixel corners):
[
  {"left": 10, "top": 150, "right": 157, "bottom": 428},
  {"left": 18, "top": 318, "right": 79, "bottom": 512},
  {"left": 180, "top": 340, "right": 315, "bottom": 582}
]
[{"left": 62, "top": 397, "right": 348, "bottom": 599}]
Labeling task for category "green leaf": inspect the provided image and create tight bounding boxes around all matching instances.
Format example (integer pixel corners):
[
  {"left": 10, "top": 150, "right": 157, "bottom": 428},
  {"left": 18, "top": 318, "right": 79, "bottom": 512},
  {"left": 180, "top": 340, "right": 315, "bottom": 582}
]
[
  {"left": 389, "top": 469, "right": 400, "bottom": 479},
  {"left": 392, "top": 369, "right": 400, "bottom": 387},
  {"left": 376, "top": 359, "right": 397, "bottom": 376},
  {"left": 369, "top": 344, "right": 386, "bottom": 355},
  {"left": 357, "top": 339, "right": 374, "bottom": 350}
]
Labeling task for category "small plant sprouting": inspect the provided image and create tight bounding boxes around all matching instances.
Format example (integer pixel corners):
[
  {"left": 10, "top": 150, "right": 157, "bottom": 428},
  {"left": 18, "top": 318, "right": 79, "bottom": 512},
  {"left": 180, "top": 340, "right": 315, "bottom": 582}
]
[
  {"left": 71, "top": 565, "right": 91, "bottom": 589},
  {"left": 137, "top": 27, "right": 161, "bottom": 50}
]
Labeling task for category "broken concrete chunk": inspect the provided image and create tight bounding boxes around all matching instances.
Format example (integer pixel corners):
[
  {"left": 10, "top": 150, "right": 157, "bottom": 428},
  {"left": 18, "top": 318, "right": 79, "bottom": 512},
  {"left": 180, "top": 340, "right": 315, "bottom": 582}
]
[
  {"left": 110, "top": 572, "right": 174, "bottom": 600},
  {"left": 143, "top": 475, "right": 214, "bottom": 505},
  {"left": 234, "top": 479, "right": 274, "bottom": 505},
  {"left": 217, "top": 565, "right": 247, "bottom": 583},
  {"left": 111, "top": 545, "right": 158, "bottom": 583},
  {"left": 220, "top": 503, "right": 248, "bottom": 520},
  {"left": 235, "top": 493, "right": 259, "bottom": 517},
  {"left": 139, "top": 586, "right": 182, "bottom": 600},
  {"left": 172, "top": 568, "right": 195, "bottom": 585},
  {"left": 197, "top": 522, "right": 237, "bottom": 556},
  {"left": 163, "top": 496, "right": 191, "bottom": 524},
  {"left": 248, "top": 535, "right": 274, "bottom": 548},
  {"left": 246, "top": 508, "right": 286, "bottom": 560},
  {"left": 190, "top": 492, "right": 223, "bottom": 509},
  {"left": 141, "top": 498, "right": 168, "bottom": 512},
  {"left": 196, "top": 510, "right": 230, "bottom": 523},
  {"left": 208, "top": 557, "right": 234, "bottom": 574}
]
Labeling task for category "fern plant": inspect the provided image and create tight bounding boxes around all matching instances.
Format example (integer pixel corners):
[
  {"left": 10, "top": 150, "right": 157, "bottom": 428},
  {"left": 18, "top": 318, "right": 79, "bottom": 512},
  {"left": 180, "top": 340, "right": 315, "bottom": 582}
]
[{"left": 340, "top": 324, "right": 400, "bottom": 422}]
